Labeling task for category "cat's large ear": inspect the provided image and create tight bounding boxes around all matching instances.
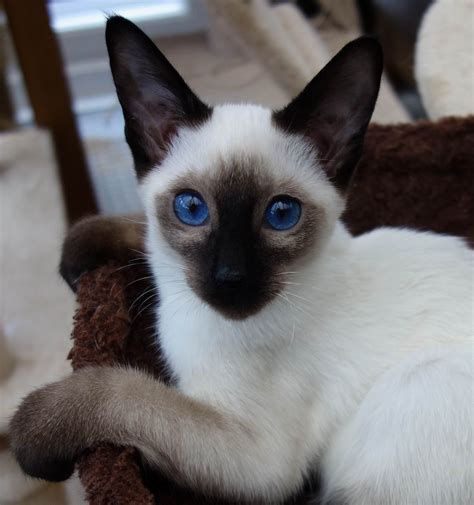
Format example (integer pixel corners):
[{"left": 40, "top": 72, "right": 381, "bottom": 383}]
[
  {"left": 273, "top": 37, "right": 383, "bottom": 191},
  {"left": 105, "top": 16, "right": 212, "bottom": 177}
]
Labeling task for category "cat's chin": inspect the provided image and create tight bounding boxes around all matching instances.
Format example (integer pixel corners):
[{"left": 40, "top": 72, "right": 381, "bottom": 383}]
[{"left": 197, "top": 288, "right": 276, "bottom": 321}]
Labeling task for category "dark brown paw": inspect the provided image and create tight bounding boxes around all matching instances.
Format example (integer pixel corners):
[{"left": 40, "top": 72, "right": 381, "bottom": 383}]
[
  {"left": 9, "top": 381, "right": 84, "bottom": 482},
  {"left": 60, "top": 214, "right": 146, "bottom": 290},
  {"left": 14, "top": 452, "right": 75, "bottom": 482}
]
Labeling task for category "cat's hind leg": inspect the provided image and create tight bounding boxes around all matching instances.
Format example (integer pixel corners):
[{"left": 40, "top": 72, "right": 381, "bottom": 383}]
[{"left": 320, "top": 345, "right": 473, "bottom": 505}]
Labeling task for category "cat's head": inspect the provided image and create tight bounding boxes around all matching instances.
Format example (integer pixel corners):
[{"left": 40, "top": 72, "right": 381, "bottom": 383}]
[{"left": 106, "top": 16, "right": 382, "bottom": 320}]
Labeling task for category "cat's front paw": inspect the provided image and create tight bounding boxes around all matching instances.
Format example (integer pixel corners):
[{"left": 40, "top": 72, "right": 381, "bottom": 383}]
[
  {"left": 60, "top": 214, "right": 146, "bottom": 290},
  {"left": 9, "top": 376, "right": 91, "bottom": 481}
]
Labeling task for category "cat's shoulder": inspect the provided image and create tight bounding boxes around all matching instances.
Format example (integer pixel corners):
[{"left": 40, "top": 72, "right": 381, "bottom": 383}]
[
  {"left": 352, "top": 226, "right": 471, "bottom": 261},
  {"left": 348, "top": 227, "right": 472, "bottom": 288}
]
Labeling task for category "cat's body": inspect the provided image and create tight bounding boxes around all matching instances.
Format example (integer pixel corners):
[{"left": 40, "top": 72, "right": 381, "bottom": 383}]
[
  {"left": 10, "top": 17, "right": 473, "bottom": 505},
  {"left": 147, "top": 106, "right": 473, "bottom": 504}
]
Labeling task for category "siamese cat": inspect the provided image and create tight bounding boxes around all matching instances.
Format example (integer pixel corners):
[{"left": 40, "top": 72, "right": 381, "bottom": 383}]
[{"left": 10, "top": 16, "right": 473, "bottom": 505}]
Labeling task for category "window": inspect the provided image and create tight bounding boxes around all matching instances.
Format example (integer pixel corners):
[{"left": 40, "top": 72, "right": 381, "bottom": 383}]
[{"left": 48, "top": 0, "right": 190, "bottom": 33}]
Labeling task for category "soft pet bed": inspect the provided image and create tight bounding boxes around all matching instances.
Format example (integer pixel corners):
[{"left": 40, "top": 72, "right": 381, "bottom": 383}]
[{"left": 69, "top": 118, "right": 473, "bottom": 504}]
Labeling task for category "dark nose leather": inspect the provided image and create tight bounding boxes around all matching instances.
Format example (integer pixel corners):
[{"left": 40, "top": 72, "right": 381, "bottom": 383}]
[
  {"left": 213, "top": 227, "right": 249, "bottom": 292},
  {"left": 214, "top": 264, "right": 246, "bottom": 287}
]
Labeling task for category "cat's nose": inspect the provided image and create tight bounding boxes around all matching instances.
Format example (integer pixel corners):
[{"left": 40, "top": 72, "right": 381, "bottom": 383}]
[{"left": 214, "top": 265, "right": 246, "bottom": 288}]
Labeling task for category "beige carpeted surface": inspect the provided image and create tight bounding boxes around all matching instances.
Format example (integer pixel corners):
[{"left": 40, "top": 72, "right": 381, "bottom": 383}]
[{"left": 0, "top": 129, "right": 85, "bottom": 505}]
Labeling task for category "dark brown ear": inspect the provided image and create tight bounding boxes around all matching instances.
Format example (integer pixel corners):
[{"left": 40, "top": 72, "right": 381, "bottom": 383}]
[
  {"left": 105, "top": 16, "right": 212, "bottom": 177},
  {"left": 273, "top": 37, "right": 383, "bottom": 191}
]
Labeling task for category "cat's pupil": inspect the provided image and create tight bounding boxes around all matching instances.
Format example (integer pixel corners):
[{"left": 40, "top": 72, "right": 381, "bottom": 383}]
[
  {"left": 276, "top": 205, "right": 287, "bottom": 220},
  {"left": 189, "top": 201, "right": 197, "bottom": 213}
]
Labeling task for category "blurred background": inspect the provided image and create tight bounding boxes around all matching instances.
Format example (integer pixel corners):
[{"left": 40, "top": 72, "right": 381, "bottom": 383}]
[{"left": 0, "top": 1, "right": 472, "bottom": 504}]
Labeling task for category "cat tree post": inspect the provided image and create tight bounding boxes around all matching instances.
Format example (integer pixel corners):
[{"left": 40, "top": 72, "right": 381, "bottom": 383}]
[{"left": 3, "top": 0, "right": 97, "bottom": 223}]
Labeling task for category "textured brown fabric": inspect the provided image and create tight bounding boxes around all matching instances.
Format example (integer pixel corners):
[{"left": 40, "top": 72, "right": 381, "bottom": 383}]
[
  {"left": 70, "top": 117, "right": 473, "bottom": 504},
  {"left": 346, "top": 117, "right": 474, "bottom": 244}
]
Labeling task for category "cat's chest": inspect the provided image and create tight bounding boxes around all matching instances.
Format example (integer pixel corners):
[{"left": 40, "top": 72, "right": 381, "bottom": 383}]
[{"left": 158, "top": 301, "right": 317, "bottom": 407}]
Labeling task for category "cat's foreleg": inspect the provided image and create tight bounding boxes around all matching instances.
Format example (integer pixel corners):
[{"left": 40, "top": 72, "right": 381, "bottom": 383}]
[
  {"left": 60, "top": 214, "right": 146, "bottom": 290},
  {"left": 10, "top": 366, "right": 303, "bottom": 502}
]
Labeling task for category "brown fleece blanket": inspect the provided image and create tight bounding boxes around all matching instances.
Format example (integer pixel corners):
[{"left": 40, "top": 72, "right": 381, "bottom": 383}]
[{"left": 69, "top": 117, "right": 473, "bottom": 504}]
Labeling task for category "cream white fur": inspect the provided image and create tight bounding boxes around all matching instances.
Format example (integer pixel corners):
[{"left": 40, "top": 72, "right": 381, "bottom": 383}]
[
  {"left": 415, "top": 0, "right": 474, "bottom": 120},
  {"left": 141, "top": 104, "right": 473, "bottom": 504}
]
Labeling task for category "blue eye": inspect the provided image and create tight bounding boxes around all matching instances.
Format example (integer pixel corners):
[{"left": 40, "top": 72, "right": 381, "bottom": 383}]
[
  {"left": 265, "top": 196, "right": 301, "bottom": 231},
  {"left": 174, "top": 192, "right": 209, "bottom": 226}
]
